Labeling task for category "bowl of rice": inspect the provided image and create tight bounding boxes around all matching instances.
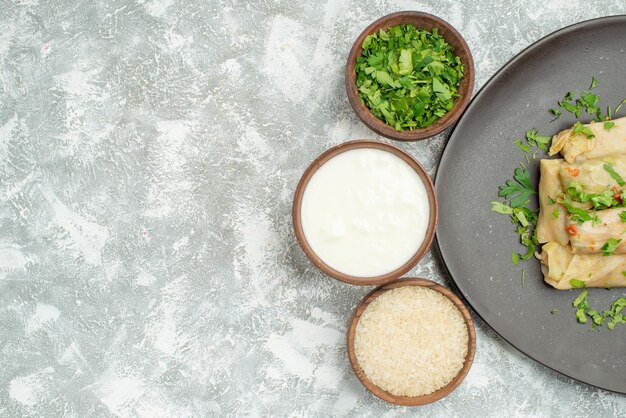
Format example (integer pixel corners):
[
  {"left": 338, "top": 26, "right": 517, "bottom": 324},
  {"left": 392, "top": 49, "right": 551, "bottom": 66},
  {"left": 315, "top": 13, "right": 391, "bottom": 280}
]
[{"left": 347, "top": 278, "right": 475, "bottom": 406}]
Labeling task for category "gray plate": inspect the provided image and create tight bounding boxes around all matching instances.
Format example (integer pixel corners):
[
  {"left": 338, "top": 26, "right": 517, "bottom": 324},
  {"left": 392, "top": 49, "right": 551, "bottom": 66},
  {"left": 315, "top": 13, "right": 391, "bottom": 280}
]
[{"left": 436, "top": 16, "right": 626, "bottom": 393}]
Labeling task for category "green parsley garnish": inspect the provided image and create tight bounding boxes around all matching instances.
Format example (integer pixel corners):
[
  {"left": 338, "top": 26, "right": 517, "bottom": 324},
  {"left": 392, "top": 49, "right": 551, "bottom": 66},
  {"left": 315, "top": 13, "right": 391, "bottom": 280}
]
[
  {"left": 490, "top": 201, "right": 513, "bottom": 214},
  {"left": 355, "top": 25, "right": 464, "bottom": 131},
  {"left": 551, "top": 208, "right": 559, "bottom": 219},
  {"left": 589, "top": 190, "right": 619, "bottom": 209},
  {"left": 603, "top": 163, "right": 626, "bottom": 186},
  {"left": 513, "top": 139, "right": 530, "bottom": 153},
  {"left": 572, "top": 121, "right": 595, "bottom": 139},
  {"left": 615, "top": 98, "right": 626, "bottom": 115},
  {"left": 491, "top": 165, "right": 538, "bottom": 268},
  {"left": 551, "top": 309, "right": 557, "bottom": 315},
  {"left": 548, "top": 196, "right": 556, "bottom": 205},
  {"left": 575, "top": 309, "right": 588, "bottom": 323},
  {"left": 549, "top": 108, "right": 561, "bottom": 120},
  {"left": 605, "top": 298, "right": 626, "bottom": 330},
  {"left": 578, "top": 93, "right": 601, "bottom": 119},
  {"left": 525, "top": 128, "right": 551, "bottom": 151},
  {"left": 498, "top": 166, "right": 536, "bottom": 208},
  {"left": 566, "top": 182, "right": 621, "bottom": 210},
  {"left": 562, "top": 200, "right": 598, "bottom": 224},
  {"left": 573, "top": 289, "right": 589, "bottom": 324},
  {"left": 554, "top": 79, "right": 605, "bottom": 121},
  {"left": 622, "top": 211, "right": 626, "bottom": 223},
  {"left": 604, "top": 121, "right": 616, "bottom": 131},
  {"left": 573, "top": 288, "right": 588, "bottom": 306},
  {"left": 559, "top": 98, "right": 581, "bottom": 118},
  {"left": 569, "top": 278, "right": 586, "bottom": 289},
  {"left": 601, "top": 238, "right": 622, "bottom": 256},
  {"left": 572, "top": 290, "right": 626, "bottom": 330}
]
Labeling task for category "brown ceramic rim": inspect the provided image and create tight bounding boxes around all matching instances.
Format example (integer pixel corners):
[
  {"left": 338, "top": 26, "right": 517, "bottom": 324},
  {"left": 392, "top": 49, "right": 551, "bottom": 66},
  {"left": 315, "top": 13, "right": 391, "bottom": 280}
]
[
  {"left": 292, "top": 140, "right": 438, "bottom": 286},
  {"left": 346, "top": 278, "right": 476, "bottom": 406},
  {"left": 345, "top": 11, "right": 475, "bottom": 141}
]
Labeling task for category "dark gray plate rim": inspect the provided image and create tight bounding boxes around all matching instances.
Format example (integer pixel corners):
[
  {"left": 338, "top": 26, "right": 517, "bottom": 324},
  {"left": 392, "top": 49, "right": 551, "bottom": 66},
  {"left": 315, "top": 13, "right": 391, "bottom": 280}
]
[{"left": 435, "top": 15, "right": 626, "bottom": 394}]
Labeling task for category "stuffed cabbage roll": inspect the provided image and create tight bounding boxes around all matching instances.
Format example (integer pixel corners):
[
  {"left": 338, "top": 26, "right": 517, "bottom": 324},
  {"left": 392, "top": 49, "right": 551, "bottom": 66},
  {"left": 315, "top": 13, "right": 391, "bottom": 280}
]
[
  {"left": 540, "top": 242, "right": 574, "bottom": 288},
  {"left": 537, "top": 159, "right": 569, "bottom": 245},
  {"left": 560, "top": 155, "right": 626, "bottom": 195},
  {"left": 540, "top": 241, "right": 626, "bottom": 289},
  {"left": 549, "top": 117, "right": 626, "bottom": 163},
  {"left": 566, "top": 207, "right": 626, "bottom": 254}
]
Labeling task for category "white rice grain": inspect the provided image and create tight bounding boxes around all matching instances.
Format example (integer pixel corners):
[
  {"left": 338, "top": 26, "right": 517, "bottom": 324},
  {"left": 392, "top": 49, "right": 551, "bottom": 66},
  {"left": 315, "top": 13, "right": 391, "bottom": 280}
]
[{"left": 354, "top": 286, "right": 469, "bottom": 397}]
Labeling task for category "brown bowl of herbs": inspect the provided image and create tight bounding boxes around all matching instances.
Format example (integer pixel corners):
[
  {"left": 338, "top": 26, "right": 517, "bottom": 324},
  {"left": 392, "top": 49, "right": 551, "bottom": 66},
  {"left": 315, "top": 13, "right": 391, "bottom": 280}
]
[{"left": 345, "top": 11, "right": 475, "bottom": 141}]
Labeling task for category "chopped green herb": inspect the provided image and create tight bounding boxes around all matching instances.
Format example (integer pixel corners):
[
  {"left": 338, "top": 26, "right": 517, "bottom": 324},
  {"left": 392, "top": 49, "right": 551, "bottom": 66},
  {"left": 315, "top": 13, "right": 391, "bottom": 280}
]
[
  {"left": 615, "top": 98, "right": 626, "bottom": 114},
  {"left": 518, "top": 233, "right": 536, "bottom": 260},
  {"left": 498, "top": 166, "right": 536, "bottom": 208},
  {"left": 620, "top": 212, "right": 626, "bottom": 223},
  {"left": 490, "top": 201, "right": 513, "bottom": 214},
  {"left": 569, "top": 278, "right": 586, "bottom": 289},
  {"left": 355, "top": 25, "right": 464, "bottom": 131},
  {"left": 514, "top": 208, "right": 529, "bottom": 227},
  {"left": 601, "top": 238, "right": 622, "bottom": 256},
  {"left": 605, "top": 298, "right": 626, "bottom": 330},
  {"left": 516, "top": 220, "right": 537, "bottom": 260},
  {"left": 570, "top": 281, "right": 626, "bottom": 329},
  {"left": 588, "top": 308, "right": 605, "bottom": 326},
  {"left": 492, "top": 198, "right": 538, "bottom": 266},
  {"left": 603, "top": 163, "right": 626, "bottom": 186},
  {"left": 555, "top": 81, "right": 607, "bottom": 120},
  {"left": 573, "top": 289, "right": 588, "bottom": 306},
  {"left": 590, "top": 190, "right": 619, "bottom": 209},
  {"left": 551, "top": 309, "right": 557, "bottom": 315},
  {"left": 566, "top": 182, "right": 621, "bottom": 210},
  {"left": 548, "top": 196, "right": 556, "bottom": 205},
  {"left": 604, "top": 121, "right": 616, "bottom": 131},
  {"left": 551, "top": 208, "right": 559, "bottom": 219},
  {"left": 513, "top": 139, "right": 530, "bottom": 153},
  {"left": 549, "top": 108, "right": 561, "bottom": 119},
  {"left": 525, "top": 128, "right": 551, "bottom": 151},
  {"left": 578, "top": 92, "right": 601, "bottom": 119},
  {"left": 566, "top": 181, "right": 583, "bottom": 196},
  {"left": 492, "top": 161, "right": 540, "bottom": 270},
  {"left": 572, "top": 121, "right": 595, "bottom": 139},
  {"left": 559, "top": 99, "right": 581, "bottom": 118},
  {"left": 562, "top": 200, "right": 598, "bottom": 224}
]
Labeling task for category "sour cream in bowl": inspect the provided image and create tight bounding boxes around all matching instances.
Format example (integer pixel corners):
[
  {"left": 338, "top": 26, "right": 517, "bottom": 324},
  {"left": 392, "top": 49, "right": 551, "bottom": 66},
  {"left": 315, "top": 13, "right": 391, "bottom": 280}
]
[{"left": 292, "top": 141, "right": 438, "bottom": 285}]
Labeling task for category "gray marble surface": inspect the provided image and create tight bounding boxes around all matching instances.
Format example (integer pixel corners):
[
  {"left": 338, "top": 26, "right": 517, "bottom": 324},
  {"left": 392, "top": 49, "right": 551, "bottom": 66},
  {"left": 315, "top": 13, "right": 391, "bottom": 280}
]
[{"left": 1, "top": 0, "right": 626, "bottom": 416}]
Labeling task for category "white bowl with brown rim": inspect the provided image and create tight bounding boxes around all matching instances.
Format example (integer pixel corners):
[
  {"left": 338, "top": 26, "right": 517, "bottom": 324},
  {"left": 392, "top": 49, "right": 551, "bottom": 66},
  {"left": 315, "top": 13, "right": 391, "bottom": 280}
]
[{"left": 292, "top": 140, "right": 438, "bottom": 286}]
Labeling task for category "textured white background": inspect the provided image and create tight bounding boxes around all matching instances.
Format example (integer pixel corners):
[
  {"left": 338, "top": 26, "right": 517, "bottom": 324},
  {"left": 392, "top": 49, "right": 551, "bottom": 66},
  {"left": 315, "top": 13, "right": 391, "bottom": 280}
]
[{"left": 1, "top": 0, "right": 626, "bottom": 416}]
